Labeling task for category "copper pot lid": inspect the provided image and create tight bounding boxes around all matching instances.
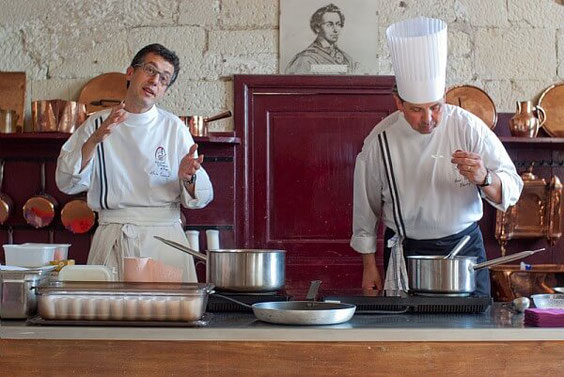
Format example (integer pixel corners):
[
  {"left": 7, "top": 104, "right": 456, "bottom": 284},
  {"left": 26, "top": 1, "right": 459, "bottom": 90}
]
[
  {"left": 23, "top": 162, "right": 58, "bottom": 228},
  {"left": 78, "top": 72, "right": 127, "bottom": 115},
  {"left": 0, "top": 160, "right": 13, "bottom": 224},
  {"left": 538, "top": 83, "right": 564, "bottom": 137},
  {"left": 61, "top": 199, "right": 96, "bottom": 234},
  {"left": 445, "top": 85, "right": 497, "bottom": 129}
]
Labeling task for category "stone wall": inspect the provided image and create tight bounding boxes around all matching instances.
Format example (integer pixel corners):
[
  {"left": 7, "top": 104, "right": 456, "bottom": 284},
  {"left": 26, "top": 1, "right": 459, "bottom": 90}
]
[{"left": 0, "top": 0, "right": 562, "bottom": 131}]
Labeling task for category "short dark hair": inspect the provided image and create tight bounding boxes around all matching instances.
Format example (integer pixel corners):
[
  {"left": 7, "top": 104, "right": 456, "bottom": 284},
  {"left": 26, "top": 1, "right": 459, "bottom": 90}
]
[
  {"left": 310, "top": 3, "right": 345, "bottom": 34},
  {"left": 130, "top": 43, "right": 180, "bottom": 87}
]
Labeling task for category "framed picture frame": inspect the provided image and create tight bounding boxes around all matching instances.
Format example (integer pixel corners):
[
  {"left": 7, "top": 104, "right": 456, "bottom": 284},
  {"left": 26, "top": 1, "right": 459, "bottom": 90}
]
[{"left": 280, "top": 0, "right": 378, "bottom": 75}]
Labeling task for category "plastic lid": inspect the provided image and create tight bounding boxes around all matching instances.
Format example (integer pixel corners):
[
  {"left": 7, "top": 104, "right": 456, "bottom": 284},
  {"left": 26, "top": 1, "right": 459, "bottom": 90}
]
[{"left": 58, "top": 265, "right": 113, "bottom": 282}]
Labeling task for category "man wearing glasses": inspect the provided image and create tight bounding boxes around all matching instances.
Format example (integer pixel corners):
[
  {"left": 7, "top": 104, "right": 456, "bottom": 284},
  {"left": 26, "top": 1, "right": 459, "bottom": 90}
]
[
  {"left": 285, "top": 3, "right": 357, "bottom": 74},
  {"left": 56, "top": 44, "right": 213, "bottom": 282}
]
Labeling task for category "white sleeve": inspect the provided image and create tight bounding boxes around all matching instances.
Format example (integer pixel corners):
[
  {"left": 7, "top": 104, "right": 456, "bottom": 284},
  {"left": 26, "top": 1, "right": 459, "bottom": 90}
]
[
  {"left": 350, "top": 143, "right": 382, "bottom": 254},
  {"left": 477, "top": 126, "right": 524, "bottom": 211},
  {"left": 55, "top": 117, "right": 97, "bottom": 195},
  {"left": 176, "top": 125, "right": 214, "bottom": 209},
  {"left": 180, "top": 166, "right": 214, "bottom": 208}
]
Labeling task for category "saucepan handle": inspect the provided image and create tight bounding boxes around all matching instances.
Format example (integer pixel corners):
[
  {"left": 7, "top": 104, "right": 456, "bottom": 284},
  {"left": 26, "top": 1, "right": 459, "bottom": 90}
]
[
  {"left": 472, "top": 248, "right": 545, "bottom": 271},
  {"left": 154, "top": 235, "right": 208, "bottom": 262}
]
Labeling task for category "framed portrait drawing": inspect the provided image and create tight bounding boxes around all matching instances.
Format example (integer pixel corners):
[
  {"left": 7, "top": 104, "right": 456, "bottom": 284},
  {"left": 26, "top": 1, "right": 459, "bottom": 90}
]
[{"left": 280, "top": 0, "right": 378, "bottom": 75}]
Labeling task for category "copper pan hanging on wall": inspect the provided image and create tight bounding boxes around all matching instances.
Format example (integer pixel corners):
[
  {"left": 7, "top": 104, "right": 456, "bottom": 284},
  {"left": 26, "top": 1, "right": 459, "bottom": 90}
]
[
  {"left": 23, "top": 162, "right": 58, "bottom": 228},
  {"left": 0, "top": 160, "right": 14, "bottom": 224},
  {"left": 60, "top": 197, "right": 96, "bottom": 234}
]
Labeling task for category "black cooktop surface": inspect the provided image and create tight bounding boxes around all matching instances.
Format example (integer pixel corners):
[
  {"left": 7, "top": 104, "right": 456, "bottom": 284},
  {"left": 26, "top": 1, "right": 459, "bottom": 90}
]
[{"left": 322, "top": 290, "right": 492, "bottom": 314}]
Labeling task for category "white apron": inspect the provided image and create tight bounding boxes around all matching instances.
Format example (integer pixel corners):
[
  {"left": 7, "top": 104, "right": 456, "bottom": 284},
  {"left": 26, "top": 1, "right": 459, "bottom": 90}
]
[{"left": 87, "top": 207, "right": 197, "bottom": 282}]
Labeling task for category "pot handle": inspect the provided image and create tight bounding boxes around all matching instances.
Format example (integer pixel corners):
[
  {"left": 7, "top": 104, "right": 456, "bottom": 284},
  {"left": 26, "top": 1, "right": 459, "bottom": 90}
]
[
  {"left": 154, "top": 236, "right": 208, "bottom": 262},
  {"left": 472, "top": 248, "right": 545, "bottom": 271},
  {"left": 212, "top": 293, "right": 253, "bottom": 309}
]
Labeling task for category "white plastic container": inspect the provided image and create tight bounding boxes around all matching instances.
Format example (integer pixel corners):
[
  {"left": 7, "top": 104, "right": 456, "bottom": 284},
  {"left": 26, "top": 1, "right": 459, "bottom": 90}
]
[
  {"left": 58, "top": 265, "right": 113, "bottom": 281},
  {"left": 22, "top": 243, "right": 71, "bottom": 260},
  {"left": 3, "top": 244, "right": 56, "bottom": 267}
]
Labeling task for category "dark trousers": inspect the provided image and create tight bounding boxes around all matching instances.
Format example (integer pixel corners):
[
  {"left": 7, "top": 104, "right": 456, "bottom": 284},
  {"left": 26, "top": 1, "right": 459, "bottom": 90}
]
[{"left": 384, "top": 223, "right": 491, "bottom": 297}]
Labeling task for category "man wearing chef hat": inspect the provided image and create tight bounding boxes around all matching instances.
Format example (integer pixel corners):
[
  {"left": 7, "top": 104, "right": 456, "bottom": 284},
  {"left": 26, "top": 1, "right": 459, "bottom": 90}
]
[{"left": 350, "top": 18, "right": 523, "bottom": 296}]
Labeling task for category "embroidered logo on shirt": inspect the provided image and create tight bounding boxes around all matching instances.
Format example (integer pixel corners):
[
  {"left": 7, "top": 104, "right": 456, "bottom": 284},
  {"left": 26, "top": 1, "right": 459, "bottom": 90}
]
[{"left": 149, "top": 146, "right": 171, "bottom": 178}]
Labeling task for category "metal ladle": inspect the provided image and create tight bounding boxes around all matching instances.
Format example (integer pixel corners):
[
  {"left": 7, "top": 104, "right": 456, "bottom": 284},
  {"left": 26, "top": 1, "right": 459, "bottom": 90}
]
[{"left": 443, "top": 235, "right": 471, "bottom": 259}]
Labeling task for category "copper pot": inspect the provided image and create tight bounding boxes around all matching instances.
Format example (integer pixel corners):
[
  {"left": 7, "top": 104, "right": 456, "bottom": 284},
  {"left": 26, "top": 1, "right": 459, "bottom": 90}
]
[
  {"left": 60, "top": 198, "right": 96, "bottom": 234},
  {"left": 0, "top": 109, "right": 19, "bottom": 134},
  {"left": 23, "top": 162, "right": 58, "bottom": 228},
  {"left": 509, "top": 101, "right": 546, "bottom": 137},
  {"left": 0, "top": 160, "right": 14, "bottom": 224},
  {"left": 180, "top": 110, "right": 232, "bottom": 137},
  {"left": 31, "top": 100, "right": 86, "bottom": 133}
]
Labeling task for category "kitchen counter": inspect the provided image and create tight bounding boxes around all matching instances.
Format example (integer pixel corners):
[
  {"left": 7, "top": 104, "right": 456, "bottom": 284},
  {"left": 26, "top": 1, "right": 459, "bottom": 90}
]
[
  {"left": 1, "top": 304, "right": 564, "bottom": 342},
  {"left": 2, "top": 304, "right": 564, "bottom": 377}
]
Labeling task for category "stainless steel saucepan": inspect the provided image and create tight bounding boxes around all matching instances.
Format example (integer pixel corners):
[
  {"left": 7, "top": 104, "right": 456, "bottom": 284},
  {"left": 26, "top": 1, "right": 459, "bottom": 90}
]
[
  {"left": 155, "top": 236, "right": 285, "bottom": 292},
  {"left": 407, "top": 248, "right": 546, "bottom": 295}
]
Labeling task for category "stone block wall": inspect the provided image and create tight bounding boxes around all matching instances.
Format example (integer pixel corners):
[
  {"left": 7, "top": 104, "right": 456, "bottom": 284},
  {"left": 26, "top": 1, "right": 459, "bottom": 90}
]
[{"left": 0, "top": 0, "right": 562, "bottom": 131}]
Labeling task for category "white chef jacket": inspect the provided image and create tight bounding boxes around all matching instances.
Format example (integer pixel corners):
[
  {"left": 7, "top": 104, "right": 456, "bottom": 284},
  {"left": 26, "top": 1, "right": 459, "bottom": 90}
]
[
  {"left": 350, "top": 104, "right": 523, "bottom": 254},
  {"left": 56, "top": 105, "right": 214, "bottom": 281}
]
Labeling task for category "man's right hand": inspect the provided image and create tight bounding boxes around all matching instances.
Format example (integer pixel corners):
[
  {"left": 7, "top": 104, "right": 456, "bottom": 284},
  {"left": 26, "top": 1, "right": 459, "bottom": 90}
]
[
  {"left": 81, "top": 102, "right": 128, "bottom": 170},
  {"left": 89, "top": 102, "right": 128, "bottom": 144},
  {"left": 361, "top": 253, "right": 383, "bottom": 291}
]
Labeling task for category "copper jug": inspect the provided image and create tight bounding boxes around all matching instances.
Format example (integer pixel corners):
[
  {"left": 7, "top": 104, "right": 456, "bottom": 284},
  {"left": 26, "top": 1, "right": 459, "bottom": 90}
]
[{"left": 509, "top": 101, "right": 546, "bottom": 137}]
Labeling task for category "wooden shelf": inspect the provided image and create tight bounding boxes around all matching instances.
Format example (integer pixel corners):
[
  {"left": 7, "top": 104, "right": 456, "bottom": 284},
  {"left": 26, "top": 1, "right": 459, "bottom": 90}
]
[{"left": 0, "top": 132, "right": 240, "bottom": 144}]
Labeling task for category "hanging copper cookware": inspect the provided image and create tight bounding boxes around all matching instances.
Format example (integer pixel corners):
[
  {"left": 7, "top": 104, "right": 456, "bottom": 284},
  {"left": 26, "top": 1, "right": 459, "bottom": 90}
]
[
  {"left": 60, "top": 198, "right": 96, "bottom": 234},
  {"left": 23, "top": 162, "right": 58, "bottom": 228},
  {"left": 0, "top": 160, "right": 14, "bottom": 224}
]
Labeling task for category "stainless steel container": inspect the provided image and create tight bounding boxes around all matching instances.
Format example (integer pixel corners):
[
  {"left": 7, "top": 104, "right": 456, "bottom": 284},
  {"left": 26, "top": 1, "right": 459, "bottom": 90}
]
[
  {"left": 36, "top": 281, "right": 214, "bottom": 322},
  {"left": 0, "top": 266, "right": 55, "bottom": 319},
  {"left": 155, "top": 237, "right": 286, "bottom": 292},
  {"left": 407, "top": 249, "right": 546, "bottom": 295}
]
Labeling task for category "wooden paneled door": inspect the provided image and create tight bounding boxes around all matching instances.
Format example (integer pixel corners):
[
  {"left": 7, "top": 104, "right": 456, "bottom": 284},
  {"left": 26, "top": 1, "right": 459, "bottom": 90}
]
[{"left": 233, "top": 75, "right": 397, "bottom": 291}]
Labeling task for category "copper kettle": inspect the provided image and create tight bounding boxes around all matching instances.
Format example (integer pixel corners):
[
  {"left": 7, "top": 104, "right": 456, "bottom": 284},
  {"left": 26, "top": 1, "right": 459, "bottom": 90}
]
[{"left": 509, "top": 101, "right": 546, "bottom": 137}]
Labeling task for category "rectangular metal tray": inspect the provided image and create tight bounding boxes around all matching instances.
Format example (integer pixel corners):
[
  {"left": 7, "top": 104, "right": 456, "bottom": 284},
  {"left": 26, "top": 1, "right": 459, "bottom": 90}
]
[
  {"left": 36, "top": 282, "right": 214, "bottom": 322},
  {"left": 27, "top": 313, "right": 212, "bottom": 327}
]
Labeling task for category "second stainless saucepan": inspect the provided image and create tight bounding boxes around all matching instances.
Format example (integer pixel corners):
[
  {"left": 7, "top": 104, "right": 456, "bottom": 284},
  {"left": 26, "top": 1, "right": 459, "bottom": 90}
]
[
  {"left": 155, "top": 236, "right": 285, "bottom": 292},
  {"left": 407, "top": 248, "right": 546, "bottom": 295}
]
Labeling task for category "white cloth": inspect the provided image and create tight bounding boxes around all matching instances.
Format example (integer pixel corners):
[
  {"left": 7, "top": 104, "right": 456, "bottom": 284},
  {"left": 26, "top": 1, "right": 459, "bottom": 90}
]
[
  {"left": 351, "top": 104, "right": 523, "bottom": 254},
  {"left": 386, "top": 17, "right": 448, "bottom": 103},
  {"left": 383, "top": 234, "right": 409, "bottom": 291},
  {"left": 56, "top": 105, "right": 213, "bottom": 281},
  {"left": 88, "top": 207, "right": 197, "bottom": 281}
]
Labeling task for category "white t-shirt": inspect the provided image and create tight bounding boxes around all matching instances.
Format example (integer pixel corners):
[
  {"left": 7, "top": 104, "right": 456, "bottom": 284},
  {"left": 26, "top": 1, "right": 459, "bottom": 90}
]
[
  {"left": 56, "top": 105, "right": 213, "bottom": 211},
  {"left": 350, "top": 104, "right": 523, "bottom": 253}
]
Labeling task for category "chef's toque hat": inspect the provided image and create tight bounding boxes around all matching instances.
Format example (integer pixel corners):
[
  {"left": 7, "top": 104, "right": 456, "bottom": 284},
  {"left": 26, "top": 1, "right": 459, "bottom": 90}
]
[{"left": 386, "top": 17, "right": 447, "bottom": 104}]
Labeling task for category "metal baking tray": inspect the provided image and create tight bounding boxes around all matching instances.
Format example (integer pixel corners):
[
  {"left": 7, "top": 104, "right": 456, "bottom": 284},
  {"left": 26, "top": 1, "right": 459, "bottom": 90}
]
[{"left": 36, "top": 282, "right": 214, "bottom": 322}]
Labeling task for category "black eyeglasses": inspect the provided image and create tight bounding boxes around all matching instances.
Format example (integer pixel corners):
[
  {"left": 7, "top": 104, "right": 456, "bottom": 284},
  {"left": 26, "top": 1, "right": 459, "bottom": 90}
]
[{"left": 134, "top": 63, "right": 173, "bottom": 87}]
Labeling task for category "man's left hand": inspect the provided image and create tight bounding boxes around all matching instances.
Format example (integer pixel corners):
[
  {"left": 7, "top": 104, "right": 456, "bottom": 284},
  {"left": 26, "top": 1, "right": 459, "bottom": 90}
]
[
  {"left": 179, "top": 143, "right": 204, "bottom": 184},
  {"left": 451, "top": 149, "right": 487, "bottom": 185}
]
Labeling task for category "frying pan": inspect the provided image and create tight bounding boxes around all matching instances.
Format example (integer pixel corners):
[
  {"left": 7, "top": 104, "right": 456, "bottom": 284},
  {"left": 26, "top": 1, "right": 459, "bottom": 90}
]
[
  {"left": 60, "top": 198, "right": 96, "bottom": 234},
  {"left": 0, "top": 160, "right": 13, "bottom": 224},
  {"left": 78, "top": 72, "right": 127, "bottom": 115},
  {"left": 23, "top": 162, "right": 58, "bottom": 228},
  {"left": 216, "top": 281, "right": 356, "bottom": 326}
]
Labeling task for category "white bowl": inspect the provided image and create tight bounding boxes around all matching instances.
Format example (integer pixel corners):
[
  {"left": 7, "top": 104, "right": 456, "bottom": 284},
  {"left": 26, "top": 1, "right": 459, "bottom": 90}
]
[
  {"left": 3, "top": 244, "right": 56, "bottom": 267},
  {"left": 531, "top": 294, "right": 564, "bottom": 309},
  {"left": 22, "top": 243, "right": 71, "bottom": 260}
]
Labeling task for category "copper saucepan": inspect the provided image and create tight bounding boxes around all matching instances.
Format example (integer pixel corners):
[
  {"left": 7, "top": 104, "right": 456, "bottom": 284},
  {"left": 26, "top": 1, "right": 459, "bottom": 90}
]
[
  {"left": 180, "top": 110, "right": 232, "bottom": 137},
  {"left": 23, "top": 162, "right": 59, "bottom": 228},
  {"left": 60, "top": 197, "right": 96, "bottom": 234},
  {"left": 0, "top": 160, "right": 14, "bottom": 224}
]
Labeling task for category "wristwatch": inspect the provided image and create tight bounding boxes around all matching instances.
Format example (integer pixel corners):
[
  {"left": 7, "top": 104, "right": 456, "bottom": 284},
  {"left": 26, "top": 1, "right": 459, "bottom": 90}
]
[
  {"left": 479, "top": 169, "right": 492, "bottom": 187},
  {"left": 183, "top": 173, "right": 197, "bottom": 186}
]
